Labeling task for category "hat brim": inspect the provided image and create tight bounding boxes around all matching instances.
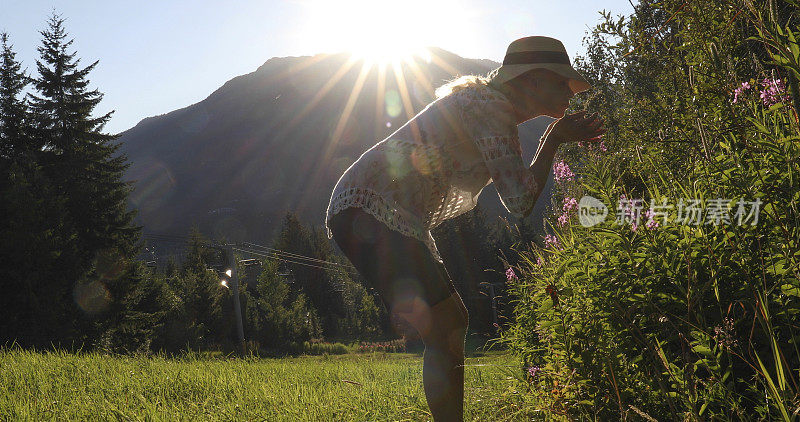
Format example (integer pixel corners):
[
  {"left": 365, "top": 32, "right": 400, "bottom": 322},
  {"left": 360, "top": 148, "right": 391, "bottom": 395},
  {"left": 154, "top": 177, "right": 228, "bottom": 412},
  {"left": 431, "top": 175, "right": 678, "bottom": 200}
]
[{"left": 494, "top": 63, "right": 592, "bottom": 94}]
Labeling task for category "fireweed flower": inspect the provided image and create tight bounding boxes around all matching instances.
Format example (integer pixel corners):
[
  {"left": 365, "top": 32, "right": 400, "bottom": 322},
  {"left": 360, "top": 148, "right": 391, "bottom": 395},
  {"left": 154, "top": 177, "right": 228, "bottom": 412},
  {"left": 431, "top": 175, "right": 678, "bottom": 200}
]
[
  {"left": 553, "top": 160, "right": 574, "bottom": 183},
  {"left": 713, "top": 317, "right": 739, "bottom": 350},
  {"left": 759, "top": 77, "right": 789, "bottom": 107},
  {"left": 578, "top": 138, "right": 607, "bottom": 152},
  {"left": 544, "top": 234, "right": 561, "bottom": 249},
  {"left": 732, "top": 81, "right": 751, "bottom": 104},
  {"left": 506, "top": 267, "right": 517, "bottom": 281},
  {"left": 619, "top": 194, "right": 638, "bottom": 231},
  {"left": 527, "top": 366, "right": 541, "bottom": 378},
  {"left": 562, "top": 197, "right": 579, "bottom": 213},
  {"left": 557, "top": 196, "right": 579, "bottom": 227},
  {"left": 644, "top": 209, "right": 659, "bottom": 229}
]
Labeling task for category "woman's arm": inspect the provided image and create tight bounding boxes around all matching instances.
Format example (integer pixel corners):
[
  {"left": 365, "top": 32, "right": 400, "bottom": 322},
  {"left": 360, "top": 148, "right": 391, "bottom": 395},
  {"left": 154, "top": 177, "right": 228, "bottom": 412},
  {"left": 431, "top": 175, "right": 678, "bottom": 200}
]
[
  {"left": 529, "top": 132, "right": 561, "bottom": 189},
  {"left": 521, "top": 112, "right": 605, "bottom": 217}
]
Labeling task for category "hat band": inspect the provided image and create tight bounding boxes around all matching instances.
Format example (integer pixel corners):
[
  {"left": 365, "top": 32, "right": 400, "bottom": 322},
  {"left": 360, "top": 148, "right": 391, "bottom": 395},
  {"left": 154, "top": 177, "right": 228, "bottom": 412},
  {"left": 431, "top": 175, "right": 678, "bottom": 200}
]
[{"left": 502, "top": 51, "right": 571, "bottom": 66}]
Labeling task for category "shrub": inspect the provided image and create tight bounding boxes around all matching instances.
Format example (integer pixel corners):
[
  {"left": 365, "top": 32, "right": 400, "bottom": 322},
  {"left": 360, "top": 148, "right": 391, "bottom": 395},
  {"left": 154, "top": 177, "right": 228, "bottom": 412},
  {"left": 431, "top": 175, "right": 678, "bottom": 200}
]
[
  {"left": 356, "top": 339, "right": 406, "bottom": 354},
  {"left": 503, "top": 1, "right": 800, "bottom": 419}
]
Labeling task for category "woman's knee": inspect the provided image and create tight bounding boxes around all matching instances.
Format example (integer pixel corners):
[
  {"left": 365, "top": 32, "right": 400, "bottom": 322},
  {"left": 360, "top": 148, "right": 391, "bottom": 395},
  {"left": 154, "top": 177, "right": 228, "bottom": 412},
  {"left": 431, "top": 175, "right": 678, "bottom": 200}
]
[
  {"left": 425, "top": 294, "right": 468, "bottom": 350},
  {"left": 393, "top": 293, "right": 467, "bottom": 343}
]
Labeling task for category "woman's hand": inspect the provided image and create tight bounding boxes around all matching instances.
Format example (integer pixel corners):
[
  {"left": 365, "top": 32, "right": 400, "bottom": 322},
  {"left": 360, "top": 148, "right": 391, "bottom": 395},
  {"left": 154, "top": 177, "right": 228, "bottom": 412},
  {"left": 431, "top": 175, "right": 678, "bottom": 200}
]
[{"left": 546, "top": 111, "right": 606, "bottom": 145}]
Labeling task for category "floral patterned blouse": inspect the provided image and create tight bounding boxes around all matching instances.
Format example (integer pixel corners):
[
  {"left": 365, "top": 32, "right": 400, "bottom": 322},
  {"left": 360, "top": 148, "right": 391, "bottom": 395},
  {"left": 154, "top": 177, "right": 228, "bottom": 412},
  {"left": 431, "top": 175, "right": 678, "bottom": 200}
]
[{"left": 325, "top": 82, "right": 542, "bottom": 262}]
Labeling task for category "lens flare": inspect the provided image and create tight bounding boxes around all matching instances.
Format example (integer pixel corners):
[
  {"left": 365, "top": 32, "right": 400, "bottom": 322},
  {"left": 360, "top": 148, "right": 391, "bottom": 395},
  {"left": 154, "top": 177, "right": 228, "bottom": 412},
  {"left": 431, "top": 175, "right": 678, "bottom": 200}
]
[
  {"left": 93, "top": 247, "right": 127, "bottom": 281},
  {"left": 73, "top": 280, "right": 111, "bottom": 315},
  {"left": 128, "top": 160, "right": 176, "bottom": 214},
  {"left": 384, "top": 140, "right": 413, "bottom": 179},
  {"left": 384, "top": 90, "right": 402, "bottom": 118}
]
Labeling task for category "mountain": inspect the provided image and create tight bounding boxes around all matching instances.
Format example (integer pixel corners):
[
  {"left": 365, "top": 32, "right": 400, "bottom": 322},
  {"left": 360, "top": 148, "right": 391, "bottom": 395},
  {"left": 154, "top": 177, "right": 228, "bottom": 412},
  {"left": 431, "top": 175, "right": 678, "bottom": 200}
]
[{"left": 117, "top": 47, "right": 553, "bottom": 247}]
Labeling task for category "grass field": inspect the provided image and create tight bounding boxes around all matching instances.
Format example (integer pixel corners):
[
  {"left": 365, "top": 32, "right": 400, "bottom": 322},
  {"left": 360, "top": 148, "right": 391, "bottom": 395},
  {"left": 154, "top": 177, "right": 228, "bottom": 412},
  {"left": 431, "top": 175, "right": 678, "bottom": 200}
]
[{"left": 0, "top": 348, "right": 535, "bottom": 421}]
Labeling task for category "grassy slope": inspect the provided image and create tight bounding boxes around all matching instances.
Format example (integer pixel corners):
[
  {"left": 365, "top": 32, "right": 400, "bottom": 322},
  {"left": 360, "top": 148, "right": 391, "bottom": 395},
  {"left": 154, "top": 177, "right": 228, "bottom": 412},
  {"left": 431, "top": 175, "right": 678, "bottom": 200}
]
[{"left": 0, "top": 350, "right": 532, "bottom": 421}]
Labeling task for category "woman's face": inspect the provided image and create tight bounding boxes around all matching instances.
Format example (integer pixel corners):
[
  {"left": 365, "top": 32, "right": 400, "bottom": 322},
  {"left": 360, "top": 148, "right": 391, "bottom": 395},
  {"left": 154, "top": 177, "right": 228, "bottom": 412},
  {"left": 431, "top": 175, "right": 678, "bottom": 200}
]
[{"left": 509, "top": 69, "right": 574, "bottom": 121}]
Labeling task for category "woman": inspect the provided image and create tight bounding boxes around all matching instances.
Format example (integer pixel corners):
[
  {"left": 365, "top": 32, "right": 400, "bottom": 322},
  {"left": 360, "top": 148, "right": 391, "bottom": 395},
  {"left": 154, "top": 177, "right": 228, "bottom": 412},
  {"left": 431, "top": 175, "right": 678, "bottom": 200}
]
[{"left": 326, "top": 36, "right": 605, "bottom": 421}]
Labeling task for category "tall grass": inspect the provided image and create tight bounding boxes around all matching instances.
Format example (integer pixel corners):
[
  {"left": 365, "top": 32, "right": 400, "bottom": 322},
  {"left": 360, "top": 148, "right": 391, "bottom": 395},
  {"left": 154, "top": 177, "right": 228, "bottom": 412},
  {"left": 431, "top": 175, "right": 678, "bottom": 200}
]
[{"left": 0, "top": 348, "right": 533, "bottom": 421}]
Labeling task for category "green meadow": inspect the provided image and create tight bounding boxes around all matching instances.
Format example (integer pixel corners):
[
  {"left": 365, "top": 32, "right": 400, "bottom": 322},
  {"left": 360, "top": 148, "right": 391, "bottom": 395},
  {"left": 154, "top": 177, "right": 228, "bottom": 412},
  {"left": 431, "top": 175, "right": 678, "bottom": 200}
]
[{"left": 0, "top": 349, "right": 535, "bottom": 421}]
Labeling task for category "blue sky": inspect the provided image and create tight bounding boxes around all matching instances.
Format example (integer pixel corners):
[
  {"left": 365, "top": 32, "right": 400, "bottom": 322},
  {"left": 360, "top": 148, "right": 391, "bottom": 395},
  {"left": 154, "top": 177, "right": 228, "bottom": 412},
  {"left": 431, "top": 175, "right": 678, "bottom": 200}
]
[{"left": 2, "top": 1, "right": 634, "bottom": 134}]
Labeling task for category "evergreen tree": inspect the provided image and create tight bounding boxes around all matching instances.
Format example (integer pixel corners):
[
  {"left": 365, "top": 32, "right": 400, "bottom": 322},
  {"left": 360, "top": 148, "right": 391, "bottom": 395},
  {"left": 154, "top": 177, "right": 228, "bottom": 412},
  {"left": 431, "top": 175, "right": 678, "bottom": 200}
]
[
  {"left": 273, "top": 212, "right": 339, "bottom": 334},
  {"left": 29, "top": 13, "right": 140, "bottom": 259},
  {"left": 0, "top": 14, "right": 142, "bottom": 347},
  {"left": 0, "top": 32, "right": 31, "bottom": 160},
  {"left": 247, "top": 259, "right": 320, "bottom": 352},
  {"left": 168, "top": 230, "right": 229, "bottom": 349},
  {"left": 0, "top": 28, "right": 70, "bottom": 345},
  {"left": 434, "top": 208, "right": 500, "bottom": 333}
]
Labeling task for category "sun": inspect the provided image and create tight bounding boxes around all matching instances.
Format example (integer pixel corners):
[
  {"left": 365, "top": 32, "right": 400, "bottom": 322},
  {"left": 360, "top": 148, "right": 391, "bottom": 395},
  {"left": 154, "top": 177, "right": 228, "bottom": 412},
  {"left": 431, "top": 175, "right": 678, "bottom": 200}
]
[{"left": 298, "top": 0, "right": 467, "bottom": 65}]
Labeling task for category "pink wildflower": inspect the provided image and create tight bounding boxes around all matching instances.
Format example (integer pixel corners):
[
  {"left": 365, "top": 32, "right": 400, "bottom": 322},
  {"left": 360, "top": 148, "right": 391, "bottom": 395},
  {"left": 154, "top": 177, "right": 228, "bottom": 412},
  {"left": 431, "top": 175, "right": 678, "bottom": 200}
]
[
  {"left": 562, "top": 197, "right": 579, "bottom": 213},
  {"left": 579, "top": 138, "right": 607, "bottom": 152},
  {"left": 553, "top": 160, "right": 574, "bottom": 183},
  {"left": 536, "top": 257, "right": 544, "bottom": 266},
  {"left": 759, "top": 77, "right": 789, "bottom": 107},
  {"left": 506, "top": 267, "right": 517, "bottom": 281},
  {"left": 527, "top": 366, "right": 541, "bottom": 378},
  {"left": 544, "top": 234, "right": 561, "bottom": 249},
  {"left": 557, "top": 197, "right": 579, "bottom": 227},
  {"left": 644, "top": 209, "right": 659, "bottom": 229},
  {"left": 732, "top": 81, "right": 751, "bottom": 104}
]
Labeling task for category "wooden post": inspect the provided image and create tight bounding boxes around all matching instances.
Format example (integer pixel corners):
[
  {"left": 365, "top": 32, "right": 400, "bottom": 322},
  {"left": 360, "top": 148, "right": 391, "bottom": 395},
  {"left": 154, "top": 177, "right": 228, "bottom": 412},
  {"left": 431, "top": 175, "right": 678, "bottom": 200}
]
[{"left": 226, "top": 245, "right": 246, "bottom": 354}]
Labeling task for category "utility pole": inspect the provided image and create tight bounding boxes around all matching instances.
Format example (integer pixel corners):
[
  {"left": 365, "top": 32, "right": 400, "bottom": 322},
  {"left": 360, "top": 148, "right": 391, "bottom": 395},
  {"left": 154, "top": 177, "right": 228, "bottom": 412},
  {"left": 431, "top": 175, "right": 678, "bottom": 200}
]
[{"left": 226, "top": 245, "right": 246, "bottom": 354}]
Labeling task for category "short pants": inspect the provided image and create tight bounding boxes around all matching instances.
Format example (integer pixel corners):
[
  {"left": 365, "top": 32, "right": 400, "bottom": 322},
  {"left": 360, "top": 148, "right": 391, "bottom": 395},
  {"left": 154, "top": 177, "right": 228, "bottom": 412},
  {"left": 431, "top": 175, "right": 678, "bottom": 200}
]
[{"left": 329, "top": 206, "right": 457, "bottom": 311}]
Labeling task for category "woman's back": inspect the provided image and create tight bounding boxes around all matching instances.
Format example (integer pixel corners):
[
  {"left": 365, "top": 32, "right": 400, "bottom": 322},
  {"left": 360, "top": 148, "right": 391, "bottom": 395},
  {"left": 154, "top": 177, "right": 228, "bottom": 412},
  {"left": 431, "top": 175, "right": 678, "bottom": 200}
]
[{"left": 325, "top": 81, "right": 538, "bottom": 262}]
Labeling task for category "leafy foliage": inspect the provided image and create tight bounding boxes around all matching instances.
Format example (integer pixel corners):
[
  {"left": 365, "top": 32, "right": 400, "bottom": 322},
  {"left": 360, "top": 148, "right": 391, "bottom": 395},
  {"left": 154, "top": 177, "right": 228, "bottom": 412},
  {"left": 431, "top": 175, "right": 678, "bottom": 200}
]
[{"left": 504, "top": 0, "right": 800, "bottom": 419}]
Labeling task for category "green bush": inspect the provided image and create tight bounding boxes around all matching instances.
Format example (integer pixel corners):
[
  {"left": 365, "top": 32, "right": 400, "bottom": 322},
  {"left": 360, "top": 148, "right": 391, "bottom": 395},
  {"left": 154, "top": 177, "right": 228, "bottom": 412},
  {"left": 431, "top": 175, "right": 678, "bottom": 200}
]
[
  {"left": 301, "top": 340, "right": 350, "bottom": 355},
  {"left": 503, "top": 1, "right": 800, "bottom": 420}
]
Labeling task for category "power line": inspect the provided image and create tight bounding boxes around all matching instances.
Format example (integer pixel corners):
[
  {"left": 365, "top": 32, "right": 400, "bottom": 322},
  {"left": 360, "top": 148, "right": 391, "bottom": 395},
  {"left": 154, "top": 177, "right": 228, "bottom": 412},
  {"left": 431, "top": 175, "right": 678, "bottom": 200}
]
[
  {"left": 142, "top": 232, "right": 359, "bottom": 276},
  {"left": 231, "top": 247, "right": 359, "bottom": 277},
  {"left": 243, "top": 241, "right": 356, "bottom": 269},
  {"left": 143, "top": 233, "right": 356, "bottom": 269}
]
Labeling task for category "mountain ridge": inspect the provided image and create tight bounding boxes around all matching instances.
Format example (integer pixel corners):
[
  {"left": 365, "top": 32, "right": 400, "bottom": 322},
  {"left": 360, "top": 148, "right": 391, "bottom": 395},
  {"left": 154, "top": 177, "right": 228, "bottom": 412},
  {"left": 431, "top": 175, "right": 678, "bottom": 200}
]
[{"left": 117, "top": 48, "right": 553, "bottom": 247}]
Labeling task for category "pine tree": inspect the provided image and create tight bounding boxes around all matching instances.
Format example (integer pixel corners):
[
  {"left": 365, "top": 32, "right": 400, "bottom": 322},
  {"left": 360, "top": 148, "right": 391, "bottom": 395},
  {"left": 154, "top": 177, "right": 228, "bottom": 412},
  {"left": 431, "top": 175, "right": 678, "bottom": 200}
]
[
  {"left": 247, "top": 259, "right": 320, "bottom": 351},
  {"left": 0, "top": 32, "right": 31, "bottom": 160},
  {"left": 30, "top": 13, "right": 140, "bottom": 256},
  {"left": 273, "top": 213, "right": 334, "bottom": 330},
  {"left": 2, "top": 13, "right": 143, "bottom": 346},
  {"left": 0, "top": 30, "right": 69, "bottom": 345}
]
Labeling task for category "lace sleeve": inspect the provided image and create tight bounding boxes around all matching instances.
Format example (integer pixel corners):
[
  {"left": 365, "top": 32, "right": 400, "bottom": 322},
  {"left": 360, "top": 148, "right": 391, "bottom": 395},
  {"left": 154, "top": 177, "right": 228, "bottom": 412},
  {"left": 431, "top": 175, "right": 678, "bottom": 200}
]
[{"left": 460, "top": 88, "right": 541, "bottom": 217}]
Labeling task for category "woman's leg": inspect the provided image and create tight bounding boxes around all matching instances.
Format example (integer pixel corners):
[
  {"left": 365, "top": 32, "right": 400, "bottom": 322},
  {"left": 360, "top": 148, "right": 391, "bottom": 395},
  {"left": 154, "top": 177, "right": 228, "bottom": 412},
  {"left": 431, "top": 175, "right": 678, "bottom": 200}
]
[
  {"left": 395, "top": 292, "right": 468, "bottom": 422},
  {"left": 329, "top": 207, "right": 469, "bottom": 421}
]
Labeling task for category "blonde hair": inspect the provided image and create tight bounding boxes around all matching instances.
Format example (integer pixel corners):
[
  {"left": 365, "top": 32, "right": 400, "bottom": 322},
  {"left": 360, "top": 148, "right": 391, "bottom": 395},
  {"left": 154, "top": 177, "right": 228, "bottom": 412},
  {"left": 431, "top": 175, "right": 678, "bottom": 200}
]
[{"left": 434, "top": 68, "right": 501, "bottom": 98}]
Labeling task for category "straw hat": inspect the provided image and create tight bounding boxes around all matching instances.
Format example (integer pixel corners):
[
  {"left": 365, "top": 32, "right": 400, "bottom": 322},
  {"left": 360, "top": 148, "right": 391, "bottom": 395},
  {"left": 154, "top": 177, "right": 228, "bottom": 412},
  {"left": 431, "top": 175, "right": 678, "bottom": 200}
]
[{"left": 493, "top": 36, "right": 591, "bottom": 95}]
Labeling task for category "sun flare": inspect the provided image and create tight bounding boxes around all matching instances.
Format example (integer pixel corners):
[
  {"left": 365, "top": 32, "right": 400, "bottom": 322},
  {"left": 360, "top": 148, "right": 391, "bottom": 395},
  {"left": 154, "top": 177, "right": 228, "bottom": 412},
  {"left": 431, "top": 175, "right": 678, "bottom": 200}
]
[{"left": 299, "top": 0, "right": 468, "bottom": 65}]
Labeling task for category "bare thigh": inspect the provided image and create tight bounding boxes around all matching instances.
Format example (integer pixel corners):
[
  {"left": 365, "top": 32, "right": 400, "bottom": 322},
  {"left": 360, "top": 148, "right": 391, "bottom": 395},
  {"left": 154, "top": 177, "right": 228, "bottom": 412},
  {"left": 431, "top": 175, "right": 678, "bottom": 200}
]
[{"left": 329, "top": 207, "right": 457, "bottom": 313}]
